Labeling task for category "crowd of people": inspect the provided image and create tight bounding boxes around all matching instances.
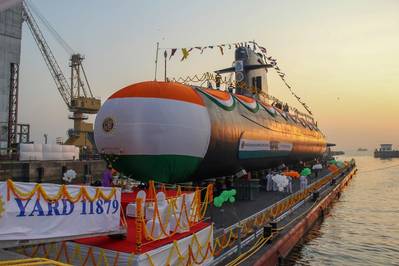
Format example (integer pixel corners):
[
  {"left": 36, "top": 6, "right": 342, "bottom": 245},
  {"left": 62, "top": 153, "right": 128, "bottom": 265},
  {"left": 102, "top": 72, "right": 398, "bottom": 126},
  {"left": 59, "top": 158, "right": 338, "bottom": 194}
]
[
  {"left": 96, "top": 159, "right": 328, "bottom": 197},
  {"left": 261, "top": 159, "right": 326, "bottom": 194}
]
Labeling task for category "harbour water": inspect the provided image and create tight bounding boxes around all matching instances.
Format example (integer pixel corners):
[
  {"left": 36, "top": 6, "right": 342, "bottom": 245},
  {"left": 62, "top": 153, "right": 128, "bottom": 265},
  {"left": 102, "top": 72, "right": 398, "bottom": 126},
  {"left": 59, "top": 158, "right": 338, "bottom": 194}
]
[{"left": 286, "top": 154, "right": 399, "bottom": 265}]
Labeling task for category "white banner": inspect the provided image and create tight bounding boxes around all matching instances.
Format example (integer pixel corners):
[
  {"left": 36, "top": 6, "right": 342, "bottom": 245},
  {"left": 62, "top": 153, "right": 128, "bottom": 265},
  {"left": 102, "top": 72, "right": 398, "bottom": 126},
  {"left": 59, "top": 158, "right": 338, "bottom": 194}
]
[
  {"left": 0, "top": 181, "right": 121, "bottom": 240},
  {"left": 239, "top": 139, "right": 293, "bottom": 152}
]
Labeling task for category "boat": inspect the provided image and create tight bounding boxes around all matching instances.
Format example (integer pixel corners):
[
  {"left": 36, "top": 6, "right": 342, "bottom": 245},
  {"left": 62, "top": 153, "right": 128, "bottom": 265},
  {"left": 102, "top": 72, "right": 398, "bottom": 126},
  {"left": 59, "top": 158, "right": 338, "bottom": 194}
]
[
  {"left": 374, "top": 144, "right": 399, "bottom": 158},
  {"left": 330, "top": 150, "right": 345, "bottom": 156},
  {"left": 357, "top": 148, "right": 368, "bottom": 152}
]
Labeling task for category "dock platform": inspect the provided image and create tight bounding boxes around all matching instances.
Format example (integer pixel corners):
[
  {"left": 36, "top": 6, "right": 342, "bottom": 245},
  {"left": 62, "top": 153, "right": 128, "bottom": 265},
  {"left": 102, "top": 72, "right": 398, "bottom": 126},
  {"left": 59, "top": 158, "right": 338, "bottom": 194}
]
[{"left": 2, "top": 161, "right": 357, "bottom": 266}]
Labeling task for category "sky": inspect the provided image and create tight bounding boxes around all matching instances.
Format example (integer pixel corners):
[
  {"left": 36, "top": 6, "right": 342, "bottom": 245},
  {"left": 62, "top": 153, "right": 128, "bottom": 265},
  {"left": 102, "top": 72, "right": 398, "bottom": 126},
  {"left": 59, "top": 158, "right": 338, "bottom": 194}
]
[{"left": 17, "top": 0, "right": 399, "bottom": 151}]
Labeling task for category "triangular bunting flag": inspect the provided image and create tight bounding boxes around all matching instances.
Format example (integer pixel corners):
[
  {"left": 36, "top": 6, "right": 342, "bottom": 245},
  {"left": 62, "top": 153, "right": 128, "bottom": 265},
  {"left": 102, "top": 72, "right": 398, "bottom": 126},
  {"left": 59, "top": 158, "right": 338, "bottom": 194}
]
[
  {"left": 181, "top": 48, "right": 190, "bottom": 61},
  {"left": 218, "top": 45, "right": 224, "bottom": 55},
  {"left": 169, "top": 48, "right": 177, "bottom": 60}
]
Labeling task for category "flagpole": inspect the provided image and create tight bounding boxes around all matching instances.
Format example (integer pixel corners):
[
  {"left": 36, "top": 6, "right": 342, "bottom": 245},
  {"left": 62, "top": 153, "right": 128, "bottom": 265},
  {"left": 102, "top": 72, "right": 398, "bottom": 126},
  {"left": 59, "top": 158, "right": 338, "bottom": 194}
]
[
  {"left": 154, "top": 42, "right": 159, "bottom": 81},
  {"left": 164, "top": 50, "right": 167, "bottom": 81}
]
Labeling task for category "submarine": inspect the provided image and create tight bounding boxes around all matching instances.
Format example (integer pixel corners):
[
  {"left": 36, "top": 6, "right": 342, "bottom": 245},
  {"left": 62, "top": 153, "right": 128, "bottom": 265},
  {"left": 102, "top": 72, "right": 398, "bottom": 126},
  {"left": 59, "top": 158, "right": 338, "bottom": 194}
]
[{"left": 94, "top": 46, "right": 327, "bottom": 183}]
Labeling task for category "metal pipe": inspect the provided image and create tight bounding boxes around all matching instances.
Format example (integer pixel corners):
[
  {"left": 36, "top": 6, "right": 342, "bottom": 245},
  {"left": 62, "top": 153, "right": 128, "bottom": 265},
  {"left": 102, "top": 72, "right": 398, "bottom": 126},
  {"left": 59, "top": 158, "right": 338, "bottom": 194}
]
[{"left": 154, "top": 42, "right": 159, "bottom": 81}]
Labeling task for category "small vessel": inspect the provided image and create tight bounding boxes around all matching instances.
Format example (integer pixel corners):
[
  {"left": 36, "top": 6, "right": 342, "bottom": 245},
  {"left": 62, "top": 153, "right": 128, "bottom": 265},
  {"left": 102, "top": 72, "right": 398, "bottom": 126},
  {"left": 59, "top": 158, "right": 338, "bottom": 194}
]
[
  {"left": 330, "top": 150, "right": 345, "bottom": 156},
  {"left": 357, "top": 148, "right": 368, "bottom": 151},
  {"left": 374, "top": 144, "right": 399, "bottom": 158}
]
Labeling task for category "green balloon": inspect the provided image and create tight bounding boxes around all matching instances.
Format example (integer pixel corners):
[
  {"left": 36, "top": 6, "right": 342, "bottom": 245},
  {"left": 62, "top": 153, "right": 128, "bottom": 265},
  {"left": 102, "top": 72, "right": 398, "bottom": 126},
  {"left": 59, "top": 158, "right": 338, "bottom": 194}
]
[
  {"left": 214, "top": 196, "right": 219, "bottom": 204},
  {"left": 300, "top": 168, "right": 312, "bottom": 176},
  {"left": 231, "top": 189, "right": 237, "bottom": 196},
  {"left": 229, "top": 197, "right": 235, "bottom": 203},
  {"left": 226, "top": 190, "right": 233, "bottom": 199},
  {"left": 221, "top": 191, "right": 229, "bottom": 200},
  {"left": 214, "top": 197, "right": 221, "bottom": 207}
]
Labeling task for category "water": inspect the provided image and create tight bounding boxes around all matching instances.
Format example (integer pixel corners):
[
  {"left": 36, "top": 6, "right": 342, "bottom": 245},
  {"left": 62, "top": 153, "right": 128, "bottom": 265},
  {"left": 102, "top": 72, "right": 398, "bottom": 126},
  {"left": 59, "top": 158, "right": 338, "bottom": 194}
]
[{"left": 286, "top": 155, "right": 399, "bottom": 266}]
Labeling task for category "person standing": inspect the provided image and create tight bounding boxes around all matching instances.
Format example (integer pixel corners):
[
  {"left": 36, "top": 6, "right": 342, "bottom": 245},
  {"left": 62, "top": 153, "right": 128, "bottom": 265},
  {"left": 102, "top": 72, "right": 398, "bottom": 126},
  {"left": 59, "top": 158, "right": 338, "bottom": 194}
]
[
  {"left": 286, "top": 176, "right": 293, "bottom": 193},
  {"left": 300, "top": 175, "right": 308, "bottom": 190},
  {"left": 266, "top": 170, "right": 273, "bottom": 191},
  {"left": 102, "top": 164, "right": 113, "bottom": 187},
  {"left": 272, "top": 171, "right": 278, "bottom": 191}
]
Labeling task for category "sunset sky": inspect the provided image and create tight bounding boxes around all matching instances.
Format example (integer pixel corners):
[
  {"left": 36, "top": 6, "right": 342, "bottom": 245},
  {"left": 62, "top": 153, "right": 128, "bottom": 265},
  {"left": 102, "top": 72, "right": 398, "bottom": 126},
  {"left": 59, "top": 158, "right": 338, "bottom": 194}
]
[{"left": 18, "top": 0, "right": 399, "bottom": 150}]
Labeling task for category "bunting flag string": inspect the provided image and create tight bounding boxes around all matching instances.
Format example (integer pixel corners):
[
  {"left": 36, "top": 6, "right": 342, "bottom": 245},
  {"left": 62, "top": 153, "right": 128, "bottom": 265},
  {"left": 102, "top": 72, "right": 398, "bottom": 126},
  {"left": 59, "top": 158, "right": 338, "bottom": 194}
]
[
  {"left": 252, "top": 41, "right": 313, "bottom": 115},
  {"left": 160, "top": 40, "right": 256, "bottom": 61},
  {"left": 160, "top": 40, "right": 313, "bottom": 116}
]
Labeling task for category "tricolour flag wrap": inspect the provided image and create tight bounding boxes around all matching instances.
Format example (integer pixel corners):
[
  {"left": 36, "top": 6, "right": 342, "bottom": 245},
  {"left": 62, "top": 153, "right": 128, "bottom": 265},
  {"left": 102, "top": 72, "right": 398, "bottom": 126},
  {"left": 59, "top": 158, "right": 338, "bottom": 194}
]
[{"left": 94, "top": 81, "right": 211, "bottom": 183}]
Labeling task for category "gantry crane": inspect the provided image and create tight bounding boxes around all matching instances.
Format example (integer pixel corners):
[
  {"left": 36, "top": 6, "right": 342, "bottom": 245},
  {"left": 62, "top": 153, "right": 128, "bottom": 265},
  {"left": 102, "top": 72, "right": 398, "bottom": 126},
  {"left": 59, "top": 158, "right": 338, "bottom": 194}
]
[{"left": 22, "top": 1, "right": 101, "bottom": 153}]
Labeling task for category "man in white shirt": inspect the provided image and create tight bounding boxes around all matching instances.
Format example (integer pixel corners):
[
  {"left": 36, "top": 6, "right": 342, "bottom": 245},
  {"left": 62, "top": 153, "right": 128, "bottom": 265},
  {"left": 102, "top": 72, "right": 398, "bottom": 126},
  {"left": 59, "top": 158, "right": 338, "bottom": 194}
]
[{"left": 300, "top": 175, "right": 308, "bottom": 190}]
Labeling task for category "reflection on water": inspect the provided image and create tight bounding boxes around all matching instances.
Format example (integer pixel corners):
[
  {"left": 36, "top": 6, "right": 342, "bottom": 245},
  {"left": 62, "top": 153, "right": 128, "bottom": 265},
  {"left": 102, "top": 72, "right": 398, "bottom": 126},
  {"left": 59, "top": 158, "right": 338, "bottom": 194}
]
[{"left": 286, "top": 155, "right": 399, "bottom": 266}]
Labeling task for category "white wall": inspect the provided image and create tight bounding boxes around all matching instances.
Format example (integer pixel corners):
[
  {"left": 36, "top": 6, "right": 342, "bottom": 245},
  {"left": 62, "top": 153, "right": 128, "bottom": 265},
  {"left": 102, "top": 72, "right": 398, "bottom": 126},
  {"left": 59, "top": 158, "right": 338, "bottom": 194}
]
[{"left": 19, "top": 144, "right": 80, "bottom": 161}]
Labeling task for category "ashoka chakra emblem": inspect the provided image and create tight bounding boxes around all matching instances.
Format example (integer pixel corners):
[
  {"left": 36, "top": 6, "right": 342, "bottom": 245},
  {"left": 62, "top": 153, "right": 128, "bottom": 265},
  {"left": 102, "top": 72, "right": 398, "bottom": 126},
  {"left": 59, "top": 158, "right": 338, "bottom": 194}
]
[{"left": 102, "top": 117, "right": 114, "bottom": 133}]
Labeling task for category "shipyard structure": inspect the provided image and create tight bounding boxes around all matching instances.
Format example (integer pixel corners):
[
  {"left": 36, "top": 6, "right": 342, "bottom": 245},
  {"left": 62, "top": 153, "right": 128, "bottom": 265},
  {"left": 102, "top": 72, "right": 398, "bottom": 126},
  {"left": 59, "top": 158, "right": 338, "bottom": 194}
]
[
  {"left": 0, "top": 4, "right": 23, "bottom": 155},
  {"left": 0, "top": 2, "right": 106, "bottom": 182}
]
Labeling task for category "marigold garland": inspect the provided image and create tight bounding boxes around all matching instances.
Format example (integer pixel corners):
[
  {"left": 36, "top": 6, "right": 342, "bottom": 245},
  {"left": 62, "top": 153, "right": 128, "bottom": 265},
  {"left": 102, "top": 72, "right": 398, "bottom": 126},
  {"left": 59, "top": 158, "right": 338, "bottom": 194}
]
[{"left": 6, "top": 179, "right": 117, "bottom": 203}]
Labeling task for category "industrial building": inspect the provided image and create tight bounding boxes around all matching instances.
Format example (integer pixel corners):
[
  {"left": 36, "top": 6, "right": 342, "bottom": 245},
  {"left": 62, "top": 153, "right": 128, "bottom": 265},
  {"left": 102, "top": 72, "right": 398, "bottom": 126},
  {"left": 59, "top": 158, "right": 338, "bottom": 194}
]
[{"left": 0, "top": 4, "right": 22, "bottom": 155}]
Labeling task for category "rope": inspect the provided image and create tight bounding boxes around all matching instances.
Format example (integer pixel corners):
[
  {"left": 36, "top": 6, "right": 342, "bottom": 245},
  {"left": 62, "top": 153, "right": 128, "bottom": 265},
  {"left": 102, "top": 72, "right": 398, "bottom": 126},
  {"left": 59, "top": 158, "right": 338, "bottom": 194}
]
[
  {"left": 226, "top": 236, "right": 270, "bottom": 266},
  {"left": 252, "top": 41, "right": 313, "bottom": 115},
  {"left": 25, "top": 0, "right": 74, "bottom": 55},
  {"left": 360, "top": 163, "right": 399, "bottom": 173}
]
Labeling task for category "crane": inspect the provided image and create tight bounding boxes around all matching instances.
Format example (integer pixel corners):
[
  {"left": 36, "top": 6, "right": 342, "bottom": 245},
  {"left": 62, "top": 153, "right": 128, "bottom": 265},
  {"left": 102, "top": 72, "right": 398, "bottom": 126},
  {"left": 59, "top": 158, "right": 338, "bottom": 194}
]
[{"left": 21, "top": 0, "right": 101, "bottom": 153}]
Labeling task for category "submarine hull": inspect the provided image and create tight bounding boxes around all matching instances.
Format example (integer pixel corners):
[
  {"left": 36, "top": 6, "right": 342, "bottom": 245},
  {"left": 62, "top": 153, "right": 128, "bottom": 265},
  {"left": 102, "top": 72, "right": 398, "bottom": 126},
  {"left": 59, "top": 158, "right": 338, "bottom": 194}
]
[
  {"left": 193, "top": 88, "right": 326, "bottom": 178},
  {"left": 94, "top": 81, "right": 326, "bottom": 183}
]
